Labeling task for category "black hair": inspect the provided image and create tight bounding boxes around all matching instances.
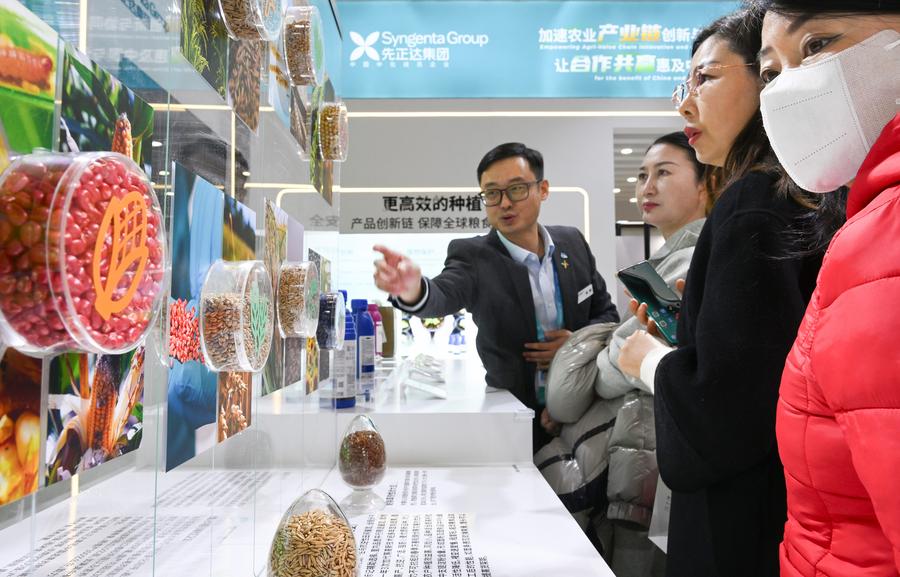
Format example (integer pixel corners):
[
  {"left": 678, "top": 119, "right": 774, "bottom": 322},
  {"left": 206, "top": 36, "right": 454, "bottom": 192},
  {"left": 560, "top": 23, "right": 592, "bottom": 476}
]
[
  {"left": 648, "top": 131, "right": 705, "bottom": 181},
  {"left": 692, "top": 9, "right": 846, "bottom": 254},
  {"left": 647, "top": 131, "right": 713, "bottom": 214},
  {"left": 691, "top": 10, "right": 770, "bottom": 196},
  {"left": 747, "top": 0, "right": 900, "bottom": 17},
  {"left": 476, "top": 142, "right": 544, "bottom": 184}
]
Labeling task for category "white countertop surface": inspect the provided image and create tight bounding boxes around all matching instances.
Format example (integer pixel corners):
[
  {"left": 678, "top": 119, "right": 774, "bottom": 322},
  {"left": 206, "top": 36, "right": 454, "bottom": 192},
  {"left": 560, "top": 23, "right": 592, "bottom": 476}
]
[{"left": 0, "top": 465, "right": 613, "bottom": 577}]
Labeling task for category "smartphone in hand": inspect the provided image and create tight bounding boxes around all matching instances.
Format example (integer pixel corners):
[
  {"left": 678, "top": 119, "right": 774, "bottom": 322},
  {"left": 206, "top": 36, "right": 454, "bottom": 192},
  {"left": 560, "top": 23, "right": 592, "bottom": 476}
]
[{"left": 617, "top": 261, "right": 681, "bottom": 346}]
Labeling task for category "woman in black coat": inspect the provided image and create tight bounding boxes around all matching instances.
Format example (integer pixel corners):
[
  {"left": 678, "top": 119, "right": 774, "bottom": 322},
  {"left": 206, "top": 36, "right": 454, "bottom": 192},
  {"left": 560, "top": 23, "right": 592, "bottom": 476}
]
[{"left": 618, "top": 10, "right": 842, "bottom": 577}]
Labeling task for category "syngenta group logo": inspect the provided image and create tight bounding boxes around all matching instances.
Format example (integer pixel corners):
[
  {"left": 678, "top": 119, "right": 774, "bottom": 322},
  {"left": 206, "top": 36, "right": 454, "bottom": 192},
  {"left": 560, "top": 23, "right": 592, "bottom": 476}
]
[
  {"left": 350, "top": 31, "right": 381, "bottom": 62},
  {"left": 348, "top": 30, "right": 490, "bottom": 62}
]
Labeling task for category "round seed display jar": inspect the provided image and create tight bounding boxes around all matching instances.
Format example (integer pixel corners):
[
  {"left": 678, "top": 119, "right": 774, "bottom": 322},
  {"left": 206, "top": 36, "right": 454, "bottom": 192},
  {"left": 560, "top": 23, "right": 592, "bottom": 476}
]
[
  {"left": 0, "top": 151, "right": 166, "bottom": 356},
  {"left": 318, "top": 102, "right": 349, "bottom": 162},
  {"left": 338, "top": 414, "right": 386, "bottom": 516},
  {"left": 276, "top": 260, "right": 319, "bottom": 338},
  {"left": 217, "top": 0, "right": 282, "bottom": 41},
  {"left": 200, "top": 259, "right": 274, "bottom": 372},
  {"left": 282, "top": 5, "right": 324, "bottom": 86},
  {"left": 268, "top": 488, "right": 357, "bottom": 577}
]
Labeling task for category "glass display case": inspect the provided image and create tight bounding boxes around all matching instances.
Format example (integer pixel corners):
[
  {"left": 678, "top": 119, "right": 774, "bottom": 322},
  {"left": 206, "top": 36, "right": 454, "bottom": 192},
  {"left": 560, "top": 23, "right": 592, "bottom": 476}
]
[{"left": 0, "top": 0, "right": 346, "bottom": 575}]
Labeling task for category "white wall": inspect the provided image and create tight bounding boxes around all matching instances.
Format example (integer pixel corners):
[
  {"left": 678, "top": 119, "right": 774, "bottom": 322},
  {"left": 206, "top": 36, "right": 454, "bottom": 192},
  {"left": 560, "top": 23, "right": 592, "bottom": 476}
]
[{"left": 302, "top": 98, "right": 683, "bottom": 308}]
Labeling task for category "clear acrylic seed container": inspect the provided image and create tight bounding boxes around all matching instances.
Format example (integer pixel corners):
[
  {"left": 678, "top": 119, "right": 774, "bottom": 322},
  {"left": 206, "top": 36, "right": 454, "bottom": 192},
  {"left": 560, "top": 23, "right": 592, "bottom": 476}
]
[
  {"left": 217, "top": 0, "right": 282, "bottom": 41},
  {"left": 283, "top": 5, "right": 325, "bottom": 86},
  {"left": 339, "top": 414, "right": 387, "bottom": 516},
  {"left": 0, "top": 151, "right": 167, "bottom": 357},
  {"left": 318, "top": 102, "right": 349, "bottom": 162},
  {"left": 276, "top": 260, "right": 319, "bottom": 338},
  {"left": 199, "top": 259, "right": 274, "bottom": 372},
  {"left": 268, "top": 488, "right": 357, "bottom": 577},
  {"left": 316, "top": 291, "right": 345, "bottom": 351}
]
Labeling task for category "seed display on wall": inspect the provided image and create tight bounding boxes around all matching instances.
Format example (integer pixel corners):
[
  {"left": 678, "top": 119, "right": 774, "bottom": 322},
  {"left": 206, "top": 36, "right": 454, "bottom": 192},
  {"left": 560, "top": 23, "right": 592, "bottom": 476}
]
[
  {"left": 217, "top": 0, "right": 282, "bottom": 41},
  {"left": 0, "top": 0, "right": 57, "bottom": 159},
  {"left": 180, "top": 0, "right": 229, "bottom": 99},
  {"left": 305, "top": 335, "right": 318, "bottom": 394},
  {"left": 267, "top": 39, "right": 292, "bottom": 138},
  {"left": 289, "top": 88, "right": 310, "bottom": 158},
  {"left": 308, "top": 81, "right": 337, "bottom": 204},
  {"left": 318, "top": 102, "right": 349, "bottom": 162},
  {"left": 228, "top": 39, "right": 263, "bottom": 131},
  {"left": 217, "top": 370, "right": 250, "bottom": 441},
  {"left": 262, "top": 201, "right": 286, "bottom": 395},
  {"left": 169, "top": 298, "right": 202, "bottom": 363},
  {"left": 0, "top": 152, "right": 167, "bottom": 355},
  {"left": 200, "top": 259, "right": 273, "bottom": 372},
  {"left": 46, "top": 348, "right": 145, "bottom": 484},
  {"left": 283, "top": 5, "right": 325, "bottom": 87},
  {"left": 58, "top": 45, "right": 155, "bottom": 174},
  {"left": 166, "top": 163, "right": 223, "bottom": 471},
  {"left": 0, "top": 349, "right": 41, "bottom": 506},
  {"left": 277, "top": 261, "right": 320, "bottom": 338}
]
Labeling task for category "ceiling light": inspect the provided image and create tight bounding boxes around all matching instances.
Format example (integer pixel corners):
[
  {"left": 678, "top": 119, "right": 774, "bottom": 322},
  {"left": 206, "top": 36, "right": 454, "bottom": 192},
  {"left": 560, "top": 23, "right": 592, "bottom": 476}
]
[
  {"left": 151, "top": 140, "right": 163, "bottom": 148},
  {"left": 613, "top": 188, "right": 621, "bottom": 194},
  {"left": 158, "top": 170, "right": 169, "bottom": 176},
  {"left": 242, "top": 171, "right": 251, "bottom": 177},
  {"left": 626, "top": 176, "right": 637, "bottom": 183},
  {"left": 629, "top": 198, "right": 638, "bottom": 203},
  {"left": 620, "top": 148, "right": 633, "bottom": 155}
]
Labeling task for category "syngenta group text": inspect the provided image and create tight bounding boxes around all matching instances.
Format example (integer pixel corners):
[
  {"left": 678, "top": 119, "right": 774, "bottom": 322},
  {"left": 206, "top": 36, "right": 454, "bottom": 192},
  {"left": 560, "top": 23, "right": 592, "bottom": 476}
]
[{"left": 381, "top": 31, "right": 490, "bottom": 49}]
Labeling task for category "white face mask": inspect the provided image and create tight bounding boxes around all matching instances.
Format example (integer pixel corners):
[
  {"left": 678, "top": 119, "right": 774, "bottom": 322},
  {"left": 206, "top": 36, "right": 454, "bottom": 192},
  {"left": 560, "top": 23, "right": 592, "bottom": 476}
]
[{"left": 760, "top": 30, "right": 900, "bottom": 193}]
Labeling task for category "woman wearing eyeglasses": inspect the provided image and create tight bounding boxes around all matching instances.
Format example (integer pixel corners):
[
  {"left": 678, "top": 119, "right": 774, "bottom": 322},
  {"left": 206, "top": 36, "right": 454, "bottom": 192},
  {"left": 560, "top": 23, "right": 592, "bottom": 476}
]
[
  {"left": 751, "top": 2, "right": 900, "bottom": 576},
  {"left": 617, "top": 10, "right": 842, "bottom": 577}
]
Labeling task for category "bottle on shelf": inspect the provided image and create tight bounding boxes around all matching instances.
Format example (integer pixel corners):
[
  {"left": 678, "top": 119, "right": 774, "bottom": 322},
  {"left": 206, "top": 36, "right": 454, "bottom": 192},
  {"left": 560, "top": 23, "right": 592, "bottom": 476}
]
[
  {"left": 332, "top": 291, "right": 356, "bottom": 409},
  {"left": 351, "top": 299, "right": 376, "bottom": 401},
  {"left": 367, "top": 303, "right": 384, "bottom": 358}
]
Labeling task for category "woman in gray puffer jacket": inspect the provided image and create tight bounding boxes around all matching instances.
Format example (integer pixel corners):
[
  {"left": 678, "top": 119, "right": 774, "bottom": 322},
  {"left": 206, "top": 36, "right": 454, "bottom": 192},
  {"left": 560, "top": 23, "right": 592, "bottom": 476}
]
[
  {"left": 594, "top": 132, "right": 708, "bottom": 576},
  {"left": 541, "top": 132, "right": 708, "bottom": 575}
]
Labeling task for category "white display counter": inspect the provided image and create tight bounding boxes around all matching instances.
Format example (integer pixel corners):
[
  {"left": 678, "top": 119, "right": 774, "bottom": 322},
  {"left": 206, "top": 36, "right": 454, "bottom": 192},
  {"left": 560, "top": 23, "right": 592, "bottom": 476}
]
[
  {"left": 0, "top": 357, "right": 611, "bottom": 576},
  {"left": 0, "top": 465, "right": 614, "bottom": 577},
  {"left": 254, "top": 356, "right": 535, "bottom": 467}
]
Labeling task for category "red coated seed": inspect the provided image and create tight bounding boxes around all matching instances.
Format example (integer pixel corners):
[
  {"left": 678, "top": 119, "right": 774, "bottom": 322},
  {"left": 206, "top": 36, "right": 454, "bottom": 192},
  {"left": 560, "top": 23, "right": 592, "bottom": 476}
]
[
  {"left": 0, "top": 154, "right": 164, "bottom": 353},
  {"left": 6, "top": 239, "right": 24, "bottom": 257},
  {"left": 6, "top": 204, "right": 27, "bottom": 226},
  {"left": 18, "top": 221, "right": 41, "bottom": 247},
  {"left": 15, "top": 253, "right": 30, "bottom": 271}
]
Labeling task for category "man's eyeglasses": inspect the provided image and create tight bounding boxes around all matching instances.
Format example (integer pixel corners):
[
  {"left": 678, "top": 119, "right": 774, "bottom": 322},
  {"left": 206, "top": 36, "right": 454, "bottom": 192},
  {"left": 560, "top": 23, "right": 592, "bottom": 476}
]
[
  {"left": 671, "top": 62, "right": 756, "bottom": 108},
  {"left": 479, "top": 180, "right": 541, "bottom": 207}
]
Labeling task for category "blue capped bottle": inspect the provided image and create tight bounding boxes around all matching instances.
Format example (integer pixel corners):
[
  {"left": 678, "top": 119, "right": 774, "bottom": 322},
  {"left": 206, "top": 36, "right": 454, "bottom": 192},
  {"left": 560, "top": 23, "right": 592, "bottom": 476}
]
[
  {"left": 351, "top": 299, "right": 376, "bottom": 401},
  {"left": 332, "top": 291, "right": 356, "bottom": 408}
]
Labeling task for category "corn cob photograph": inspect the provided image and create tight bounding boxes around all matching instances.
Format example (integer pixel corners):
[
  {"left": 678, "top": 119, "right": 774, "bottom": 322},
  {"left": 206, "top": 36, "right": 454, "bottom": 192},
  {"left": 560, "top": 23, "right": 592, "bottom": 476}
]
[
  {"left": 45, "top": 348, "right": 145, "bottom": 484},
  {"left": 0, "top": 0, "right": 57, "bottom": 157},
  {"left": 0, "top": 349, "right": 42, "bottom": 506},
  {"left": 58, "top": 45, "right": 154, "bottom": 171}
]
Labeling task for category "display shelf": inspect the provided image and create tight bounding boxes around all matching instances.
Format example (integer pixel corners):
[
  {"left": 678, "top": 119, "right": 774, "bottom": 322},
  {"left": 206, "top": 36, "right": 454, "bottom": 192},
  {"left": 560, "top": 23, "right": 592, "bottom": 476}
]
[
  {"left": 254, "top": 357, "right": 535, "bottom": 467},
  {"left": 0, "top": 465, "right": 613, "bottom": 577}
]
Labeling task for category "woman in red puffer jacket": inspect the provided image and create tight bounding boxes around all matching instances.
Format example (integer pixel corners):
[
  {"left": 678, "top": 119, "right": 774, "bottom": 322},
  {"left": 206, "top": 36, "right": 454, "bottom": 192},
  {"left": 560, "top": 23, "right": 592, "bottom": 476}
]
[{"left": 753, "top": 1, "right": 900, "bottom": 575}]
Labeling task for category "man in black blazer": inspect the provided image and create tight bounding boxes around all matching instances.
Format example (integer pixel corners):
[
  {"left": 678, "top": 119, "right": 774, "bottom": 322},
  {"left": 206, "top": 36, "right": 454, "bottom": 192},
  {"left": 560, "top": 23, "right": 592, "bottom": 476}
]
[{"left": 374, "top": 143, "right": 619, "bottom": 449}]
